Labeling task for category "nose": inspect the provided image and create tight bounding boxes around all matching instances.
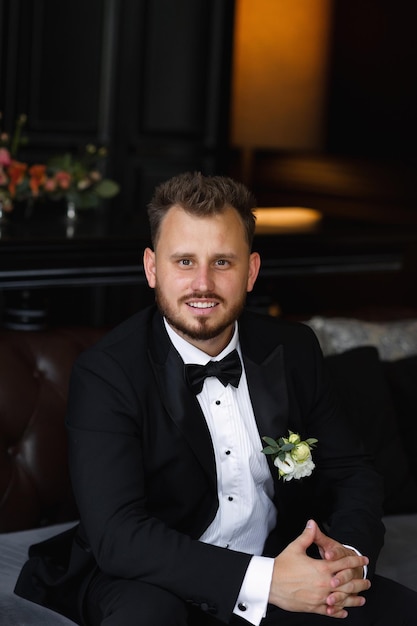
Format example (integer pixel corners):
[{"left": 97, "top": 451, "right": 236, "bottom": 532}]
[{"left": 191, "top": 264, "right": 215, "bottom": 293}]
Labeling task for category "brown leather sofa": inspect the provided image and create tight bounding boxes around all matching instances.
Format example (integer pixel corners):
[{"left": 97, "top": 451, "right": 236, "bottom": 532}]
[
  {"left": 0, "top": 323, "right": 416, "bottom": 625},
  {"left": 0, "top": 327, "right": 106, "bottom": 625},
  {"left": 0, "top": 327, "right": 105, "bottom": 533}
]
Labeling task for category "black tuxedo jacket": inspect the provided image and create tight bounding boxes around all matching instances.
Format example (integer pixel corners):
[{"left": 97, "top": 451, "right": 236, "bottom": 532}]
[{"left": 15, "top": 306, "right": 385, "bottom": 624}]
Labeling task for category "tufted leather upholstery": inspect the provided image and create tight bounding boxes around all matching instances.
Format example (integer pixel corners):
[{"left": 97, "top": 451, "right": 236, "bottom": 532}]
[{"left": 0, "top": 327, "right": 105, "bottom": 532}]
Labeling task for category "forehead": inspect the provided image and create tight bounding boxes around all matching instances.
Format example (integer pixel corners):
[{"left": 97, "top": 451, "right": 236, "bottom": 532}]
[{"left": 156, "top": 204, "right": 247, "bottom": 248}]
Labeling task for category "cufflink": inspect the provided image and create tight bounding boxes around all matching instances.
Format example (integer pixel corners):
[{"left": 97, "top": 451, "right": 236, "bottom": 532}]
[{"left": 238, "top": 602, "right": 247, "bottom": 612}]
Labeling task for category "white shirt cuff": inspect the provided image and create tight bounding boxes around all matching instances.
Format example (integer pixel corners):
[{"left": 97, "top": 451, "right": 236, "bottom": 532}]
[
  {"left": 343, "top": 543, "right": 368, "bottom": 579},
  {"left": 233, "top": 556, "right": 274, "bottom": 625}
]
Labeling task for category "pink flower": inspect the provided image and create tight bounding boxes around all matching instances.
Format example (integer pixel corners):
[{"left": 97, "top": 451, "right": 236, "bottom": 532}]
[
  {"left": 0, "top": 147, "right": 11, "bottom": 167},
  {"left": 44, "top": 177, "right": 57, "bottom": 192},
  {"left": 55, "top": 171, "right": 72, "bottom": 190}
]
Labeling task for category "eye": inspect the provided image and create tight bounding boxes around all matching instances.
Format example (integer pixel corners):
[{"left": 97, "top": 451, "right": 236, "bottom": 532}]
[
  {"left": 178, "top": 259, "right": 192, "bottom": 266},
  {"left": 215, "top": 259, "right": 229, "bottom": 267}
]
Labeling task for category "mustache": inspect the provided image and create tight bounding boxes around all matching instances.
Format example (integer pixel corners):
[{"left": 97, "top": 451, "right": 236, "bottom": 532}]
[{"left": 181, "top": 292, "right": 224, "bottom": 303}]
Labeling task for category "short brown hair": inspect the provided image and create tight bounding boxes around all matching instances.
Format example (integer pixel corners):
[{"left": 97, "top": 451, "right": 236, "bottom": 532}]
[{"left": 147, "top": 171, "right": 257, "bottom": 248}]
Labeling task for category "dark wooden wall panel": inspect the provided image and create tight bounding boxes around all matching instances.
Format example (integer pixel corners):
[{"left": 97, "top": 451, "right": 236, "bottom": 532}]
[
  {"left": 111, "top": 0, "right": 235, "bottom": 219},
  {"left": 30, "top": 0, "right": 105, "bottom": 132},
  {"left": 142, "top": 0, "right": 210, "bottom": 136},
  {"left": 1, "top": 0, "right": 234, "bottom": 202}
]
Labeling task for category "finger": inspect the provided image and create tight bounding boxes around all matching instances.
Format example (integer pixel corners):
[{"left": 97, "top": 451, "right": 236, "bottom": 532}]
[
  {"left": 323, "top": 544, "right": 348, "bottom": 561},
  {"left": 312, "top": 528, "right": 364, "bottom": 570},
  {"left": 326, "top": 604, "right": 349, "bottom": 619},
  {"left": 294, "top": 519, "right": 319, "bottom": 553},
  {"left": 308, "top": 519, "right": 332, "bottom": 547},
  {"left": 327, "top": 590, "right": 367, "bottom": 609},
  {"left": 328, "top": 554, "right": 369, "bottom": 576},
  {"left": 323, "top": 592, "right": 368, "bottom": 620},
  {"left": 311, "top": 524, "right": 341, "bottom": 553},
  {"left": 330, "top": 577, "right": 371, "bottom": 596},
  {"left": 330, "top": 566, "right": 370, "bottom": 589}
]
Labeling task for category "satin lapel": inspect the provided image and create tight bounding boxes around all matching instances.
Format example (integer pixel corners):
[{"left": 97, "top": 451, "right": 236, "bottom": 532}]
[
  {"left": 242, "top": 344, "right": 290, "bottom": 479},
  {"left": 148, "top": 314, "right": 217, "bottom": 488}
]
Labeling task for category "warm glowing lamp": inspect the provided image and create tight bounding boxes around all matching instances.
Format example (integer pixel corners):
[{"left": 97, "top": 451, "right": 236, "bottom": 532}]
[{"left": 255, "top": 207, "right": 322, "bottom": 233}]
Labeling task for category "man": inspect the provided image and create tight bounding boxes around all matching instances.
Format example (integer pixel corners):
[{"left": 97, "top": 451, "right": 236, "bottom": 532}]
[{"left": 15, "top": 172, "right": 417, "bottom": 625}]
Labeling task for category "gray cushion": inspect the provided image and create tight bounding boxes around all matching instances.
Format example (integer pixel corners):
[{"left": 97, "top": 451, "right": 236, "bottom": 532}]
[
  {"left": 305, "top": 317, "right": 417, "bottom": 360},
  {"left": 376, "top": 515, "right": 417, "bottom": 591},
  {"left": 0, "top": 523, "right": 77, "bottom": 625}
]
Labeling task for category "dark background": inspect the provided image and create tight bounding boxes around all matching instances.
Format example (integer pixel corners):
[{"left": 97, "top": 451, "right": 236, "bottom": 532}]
[{"left": 0, "top": 0, "right": 416, "bottom": 327}]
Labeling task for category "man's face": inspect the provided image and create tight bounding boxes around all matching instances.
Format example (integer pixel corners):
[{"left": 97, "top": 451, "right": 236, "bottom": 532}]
[{"left": 143, "top": 204, "right": 260, "bottom": 355}]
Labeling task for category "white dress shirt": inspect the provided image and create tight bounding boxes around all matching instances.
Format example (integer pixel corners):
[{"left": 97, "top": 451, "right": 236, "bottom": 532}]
[{"left": 165, "top": 320, "right": 275, "bottom": 625}]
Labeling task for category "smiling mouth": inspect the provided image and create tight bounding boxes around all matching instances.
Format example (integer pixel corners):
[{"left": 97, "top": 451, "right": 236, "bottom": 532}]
[{"left": 187, "top": 301, "right": 217, "bottom": 309}]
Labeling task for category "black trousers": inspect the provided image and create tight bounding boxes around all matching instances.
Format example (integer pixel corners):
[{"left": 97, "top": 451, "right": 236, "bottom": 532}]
[{"left": 85, "top": 572, "right": 417, "bottom": 626}]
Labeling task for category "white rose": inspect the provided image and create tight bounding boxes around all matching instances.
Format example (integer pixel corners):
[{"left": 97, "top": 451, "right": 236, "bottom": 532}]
[
  {"left": 291, "top": 442, "right": 311, "bottom": 463},
  {"left": 274, "top": 453, "right": 295, "bottom": 477},
  {"left": 292, "top": 458, "right": 315, "bottom": 480},
  {"left": 288, "top": 433, "right": 301, "bottom": 445}
]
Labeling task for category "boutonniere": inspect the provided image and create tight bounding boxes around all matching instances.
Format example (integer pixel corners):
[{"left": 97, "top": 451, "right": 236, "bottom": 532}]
[{"left": 261, "top": 431, "right": 318, "bottom": 482}]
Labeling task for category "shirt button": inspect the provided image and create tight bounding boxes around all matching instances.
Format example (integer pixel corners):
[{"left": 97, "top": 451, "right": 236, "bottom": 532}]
[
  {"left": 238, "top": 602, "right": 247, "bottom": 612},
  {"left": 228, "top": 496, "right": 233, "bottom": 501},
  {"left": 215, "top": 400, "right": 221, "bottom": 405},
  {"left": 225, "top": 450, "right": 231, "bottom": 455}
]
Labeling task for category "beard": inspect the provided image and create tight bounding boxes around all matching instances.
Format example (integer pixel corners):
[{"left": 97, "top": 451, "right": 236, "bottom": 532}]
[{"left": 154, "top": 284, "right": 246, "bottom": 342}]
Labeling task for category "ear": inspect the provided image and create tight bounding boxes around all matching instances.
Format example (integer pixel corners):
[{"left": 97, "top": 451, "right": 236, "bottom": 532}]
[
  {"left": 247, "top": 252, "right": 261, "bottom": 293},
  {"left": 143, "top": 247, "right": 156, "bottom": 288}
]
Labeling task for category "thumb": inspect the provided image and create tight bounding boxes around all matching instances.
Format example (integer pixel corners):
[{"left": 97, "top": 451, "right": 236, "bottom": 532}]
[{"left": 295, "top": 519, "right": 318, "bottom": 552}]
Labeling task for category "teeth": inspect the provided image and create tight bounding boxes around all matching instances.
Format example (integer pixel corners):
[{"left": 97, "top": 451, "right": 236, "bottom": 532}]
[{"left": 189, "top": 302, "right": 216, "bottom": 309}]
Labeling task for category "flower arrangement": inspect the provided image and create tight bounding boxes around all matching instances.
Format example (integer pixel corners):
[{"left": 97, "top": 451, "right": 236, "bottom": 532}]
[
  {"left": 0, "top": 113, "right": 35, "bottom": 212},
  {"left": 261, "top": 431, "right": 318, "bottom": 481},
  {"left": 43, "top": 146, "right": 120, "bottom": 210},
  {"left": 0, "top": 113, "right": 119, "bottom": 215}
]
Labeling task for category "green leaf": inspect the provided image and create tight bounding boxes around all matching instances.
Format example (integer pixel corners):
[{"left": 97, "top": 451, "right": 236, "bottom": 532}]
[
  {"left": 48, "top": 152, "right": 73, "bottom": 171},
  {"left": 261, "top": 446, "right": 278, "bottom": 455},
  {"left": 94, "top": 179, "right": 120, "bottom": 198},
  {"left": 262, "top": 436, "right": 278, "bottom": 448}
]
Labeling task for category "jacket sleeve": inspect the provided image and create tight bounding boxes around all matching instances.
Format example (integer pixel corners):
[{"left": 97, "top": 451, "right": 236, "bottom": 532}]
[
  {"left": 66, "top": 349, "right": 251, "bottom": 624},
  {"left": 286, "top": 325, "right": 385, "bottom": 576}
]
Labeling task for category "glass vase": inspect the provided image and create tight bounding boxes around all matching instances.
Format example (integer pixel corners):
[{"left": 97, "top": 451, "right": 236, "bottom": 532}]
[
  {"left": 0, "top": 200, "right": 8, "bottom": 223},
  {"left": 0, "top": 200, "right": 10, "bottom": 236},
  {"left": 66, "top": 200, "right": 78, "bottom": 221}
]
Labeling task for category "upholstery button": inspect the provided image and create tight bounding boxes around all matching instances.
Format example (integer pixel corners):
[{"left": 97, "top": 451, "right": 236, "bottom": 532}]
[{"left": 238, "top": 602, "right": 247, "bottom": 612}]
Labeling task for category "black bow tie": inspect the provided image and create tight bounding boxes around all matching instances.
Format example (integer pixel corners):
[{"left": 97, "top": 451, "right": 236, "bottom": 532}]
[{"left": 185, "top": 349, "right": 242, "bottom": 395}]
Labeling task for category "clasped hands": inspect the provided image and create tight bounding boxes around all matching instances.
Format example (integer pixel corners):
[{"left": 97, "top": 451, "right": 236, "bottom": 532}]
[{"left": 269, "top": 519, "right": 371, "bottom": 619}]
